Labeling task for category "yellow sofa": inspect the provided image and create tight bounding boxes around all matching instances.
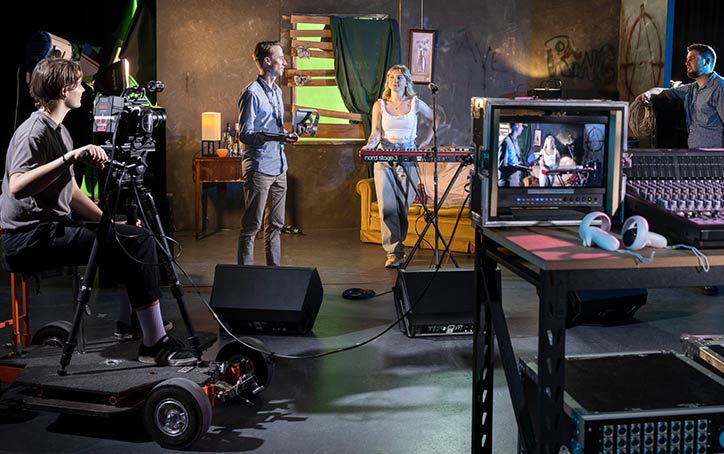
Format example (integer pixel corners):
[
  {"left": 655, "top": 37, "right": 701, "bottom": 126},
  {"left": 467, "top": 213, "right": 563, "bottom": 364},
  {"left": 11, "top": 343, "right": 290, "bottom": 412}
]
[{"left": 355, "top": 176, "right": 475, "bottom": 254}]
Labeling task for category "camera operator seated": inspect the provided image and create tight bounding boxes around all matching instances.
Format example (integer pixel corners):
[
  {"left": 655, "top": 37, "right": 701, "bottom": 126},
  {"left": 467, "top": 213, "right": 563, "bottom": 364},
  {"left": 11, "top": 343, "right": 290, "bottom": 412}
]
[{"left": 0, "top": 57, "right": 195, "bottom": 366}]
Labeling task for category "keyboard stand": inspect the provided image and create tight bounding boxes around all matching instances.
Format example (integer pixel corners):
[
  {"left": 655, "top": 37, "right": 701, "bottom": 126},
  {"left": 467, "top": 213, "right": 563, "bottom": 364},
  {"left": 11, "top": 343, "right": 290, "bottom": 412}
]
[{"left": 399, "top": 160, "right": 472, "bottom": 268}]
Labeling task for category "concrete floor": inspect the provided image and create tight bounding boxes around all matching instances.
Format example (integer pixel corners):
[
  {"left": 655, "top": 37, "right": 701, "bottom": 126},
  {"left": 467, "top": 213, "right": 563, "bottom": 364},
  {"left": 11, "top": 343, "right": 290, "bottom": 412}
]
[{"left": 1, "top": 227, "right": 723, "bottom": 453}]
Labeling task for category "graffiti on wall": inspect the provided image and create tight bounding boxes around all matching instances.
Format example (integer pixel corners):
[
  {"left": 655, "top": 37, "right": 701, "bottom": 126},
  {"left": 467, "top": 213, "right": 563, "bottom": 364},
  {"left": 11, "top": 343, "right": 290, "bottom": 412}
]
[
  {"left": 450, "top": 29, "right": 507, "bottom": 93},
  {"left": 545, "top": 35, "right": 616, "bottom": 84},
  {"left": 619, "top": 4, "right": 664, "bottom": 101}
]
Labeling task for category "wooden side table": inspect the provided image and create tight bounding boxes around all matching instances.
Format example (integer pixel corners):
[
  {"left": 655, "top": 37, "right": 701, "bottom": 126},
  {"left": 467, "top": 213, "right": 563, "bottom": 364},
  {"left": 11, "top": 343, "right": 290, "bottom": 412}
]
[{"left": 193, "top": 156, "right": 244, "bottom": 239}]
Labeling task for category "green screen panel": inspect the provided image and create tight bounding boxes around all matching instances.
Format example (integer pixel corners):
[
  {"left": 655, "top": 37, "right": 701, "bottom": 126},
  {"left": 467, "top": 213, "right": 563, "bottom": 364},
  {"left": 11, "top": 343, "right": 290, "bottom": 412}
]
[
  {"left": 296, "top": 86, "right": 347, "bottom": 124},
  {"left": 296, "top": 56, "right": 334, "bottom": 70},
  {"left": 294, "top": 21, "right": 361, "bottom": 140}
]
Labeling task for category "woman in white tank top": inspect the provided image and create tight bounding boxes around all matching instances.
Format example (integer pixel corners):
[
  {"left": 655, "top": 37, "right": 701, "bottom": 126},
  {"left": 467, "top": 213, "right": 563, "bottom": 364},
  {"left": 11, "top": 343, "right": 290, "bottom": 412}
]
[
  {"left": 361, "top": 65, "right": 434, "bottom": 268},
  {"left": 538, "top": 135, "right": 561, "bottom": 187}
]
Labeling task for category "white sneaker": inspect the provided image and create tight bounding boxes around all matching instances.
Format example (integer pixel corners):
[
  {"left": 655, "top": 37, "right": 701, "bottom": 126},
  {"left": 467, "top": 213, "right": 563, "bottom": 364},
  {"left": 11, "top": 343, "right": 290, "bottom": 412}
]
[{"left": 384, "top": 256, "right": 404, "bottom": 268}]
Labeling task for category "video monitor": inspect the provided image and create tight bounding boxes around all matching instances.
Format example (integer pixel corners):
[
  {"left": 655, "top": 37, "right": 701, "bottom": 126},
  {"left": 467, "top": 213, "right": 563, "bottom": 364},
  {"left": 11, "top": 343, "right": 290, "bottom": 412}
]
[{"left": 470, "top": 98, "right": 628, "bottom": 227}]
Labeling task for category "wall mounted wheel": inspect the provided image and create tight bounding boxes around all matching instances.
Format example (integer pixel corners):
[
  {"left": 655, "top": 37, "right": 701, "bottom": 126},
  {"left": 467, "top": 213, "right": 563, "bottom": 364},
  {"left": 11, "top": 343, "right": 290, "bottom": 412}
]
[
  {"left": 31, "top": 320, "right": 72, "bottom": 347},
  {"left": 143, "top": 377, "right": 212, "bottom": 449}
]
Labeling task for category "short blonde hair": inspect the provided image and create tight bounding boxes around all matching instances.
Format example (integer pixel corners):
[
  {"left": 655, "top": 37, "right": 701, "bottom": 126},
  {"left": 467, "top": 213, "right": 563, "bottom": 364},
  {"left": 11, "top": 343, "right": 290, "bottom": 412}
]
[{"left": 382, "top": 65, "right": 416, "bottom": 100}]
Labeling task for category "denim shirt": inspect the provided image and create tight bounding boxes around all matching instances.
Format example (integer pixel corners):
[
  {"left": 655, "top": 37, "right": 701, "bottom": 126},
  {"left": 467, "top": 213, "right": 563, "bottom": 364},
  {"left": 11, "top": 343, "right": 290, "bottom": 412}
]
[
  {"left": 237, "top": 77, "right": 288, "bottom": 176},
  {"left": 499, "top": 135, "right": 522, "bottom": 167},
  {"left": 667, "top": 72, "right": 724, "bottom": 148}
]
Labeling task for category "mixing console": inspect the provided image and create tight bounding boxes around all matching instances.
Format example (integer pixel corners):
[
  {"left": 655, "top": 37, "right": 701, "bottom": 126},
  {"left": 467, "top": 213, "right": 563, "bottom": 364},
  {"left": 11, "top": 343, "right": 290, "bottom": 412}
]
[{"left": 625, "top": 149, "right": 724, "bottom": 248}]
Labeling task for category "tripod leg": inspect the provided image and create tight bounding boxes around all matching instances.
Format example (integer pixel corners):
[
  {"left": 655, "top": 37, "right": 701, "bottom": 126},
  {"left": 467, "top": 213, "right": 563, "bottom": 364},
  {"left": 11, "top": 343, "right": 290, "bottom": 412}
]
[
  {"left": 135, "top": 187, "right": 203, "bottom": 360},
  {"left": 58, "top": 236, "right": 101, "bottom": 376}
]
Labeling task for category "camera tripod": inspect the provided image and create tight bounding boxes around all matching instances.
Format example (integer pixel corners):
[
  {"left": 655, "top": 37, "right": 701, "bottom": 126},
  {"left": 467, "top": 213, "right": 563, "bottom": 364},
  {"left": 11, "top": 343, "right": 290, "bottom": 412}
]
[{"left": 57, "top": 159, "right": 202, "bottom": 375}]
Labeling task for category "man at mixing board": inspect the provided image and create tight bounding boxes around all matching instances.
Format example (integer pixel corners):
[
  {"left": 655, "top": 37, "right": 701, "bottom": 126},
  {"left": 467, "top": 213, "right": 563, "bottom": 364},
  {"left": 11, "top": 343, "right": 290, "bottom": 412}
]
[
  {"left": 639, "top": 43, "right": 724, "bottom": 149},
  {"left": 639, "top": 43, "right": 724, "bottom": 295}
]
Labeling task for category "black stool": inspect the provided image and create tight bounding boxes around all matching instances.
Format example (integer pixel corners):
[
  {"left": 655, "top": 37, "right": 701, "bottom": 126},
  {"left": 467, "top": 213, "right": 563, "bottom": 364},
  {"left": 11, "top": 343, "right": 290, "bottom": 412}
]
[{"left": 1, "top": 247, "right": 83, "bottom": 357}]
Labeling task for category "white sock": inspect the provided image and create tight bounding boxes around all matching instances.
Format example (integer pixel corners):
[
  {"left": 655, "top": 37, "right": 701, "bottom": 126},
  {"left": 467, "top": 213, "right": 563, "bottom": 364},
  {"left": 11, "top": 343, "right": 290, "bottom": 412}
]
[{"left": 135, "top": 303, "right": 167, "bottom": 347}]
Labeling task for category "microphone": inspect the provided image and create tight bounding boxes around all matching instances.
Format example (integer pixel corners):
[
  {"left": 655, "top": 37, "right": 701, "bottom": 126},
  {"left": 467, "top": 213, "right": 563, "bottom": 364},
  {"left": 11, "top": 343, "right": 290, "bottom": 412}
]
[{"left": 428, "top": 83, "right": 439, "bottom": 94}]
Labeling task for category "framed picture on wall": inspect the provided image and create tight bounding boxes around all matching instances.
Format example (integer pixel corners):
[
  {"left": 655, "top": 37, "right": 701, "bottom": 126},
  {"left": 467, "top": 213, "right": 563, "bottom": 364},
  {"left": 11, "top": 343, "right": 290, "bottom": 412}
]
[
  {"left": 409, "top": 29, "right": 436, "bottom": 84},
  {"left": 533, "top": 129, "right": 542, "bottom": 147}
]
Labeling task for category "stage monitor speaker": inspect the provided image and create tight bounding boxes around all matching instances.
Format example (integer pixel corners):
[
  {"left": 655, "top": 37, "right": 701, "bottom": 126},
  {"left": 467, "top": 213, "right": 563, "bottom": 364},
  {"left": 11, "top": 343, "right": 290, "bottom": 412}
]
[
  {"left": 394, "top": 268, "right": 476, "bottom": 337},
  {"left": 210, "top": 264, "right": 323, "bottom": 335},
  {"left": 567, "top": 288, "right": 648, "bottom": 327}
]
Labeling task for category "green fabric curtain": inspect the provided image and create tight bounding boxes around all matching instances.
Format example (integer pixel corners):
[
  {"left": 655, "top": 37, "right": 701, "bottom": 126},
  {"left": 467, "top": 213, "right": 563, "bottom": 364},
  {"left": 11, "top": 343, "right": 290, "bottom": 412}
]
[{"left": 330, "top": 17, "right": 400, "bottom": 140}]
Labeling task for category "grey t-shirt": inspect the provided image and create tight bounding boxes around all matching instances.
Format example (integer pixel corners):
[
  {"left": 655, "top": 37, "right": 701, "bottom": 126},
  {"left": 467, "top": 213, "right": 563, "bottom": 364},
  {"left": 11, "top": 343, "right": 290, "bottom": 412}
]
[
  {"left": 667, "top": 72, "right": 724, "bottom": 148},
  {"left": 0, "top": 110, "right": 75, "bottom": 230}
]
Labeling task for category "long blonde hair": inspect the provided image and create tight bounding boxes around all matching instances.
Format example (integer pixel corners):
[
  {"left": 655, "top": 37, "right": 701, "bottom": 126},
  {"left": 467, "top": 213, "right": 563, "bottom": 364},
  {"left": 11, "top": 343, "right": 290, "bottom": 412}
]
[
  {"left": 382, "top": 65, "right": 416, "bottom": 100},
  {"left": 542, "top": 135, "right": 557, "bottom": 154}
]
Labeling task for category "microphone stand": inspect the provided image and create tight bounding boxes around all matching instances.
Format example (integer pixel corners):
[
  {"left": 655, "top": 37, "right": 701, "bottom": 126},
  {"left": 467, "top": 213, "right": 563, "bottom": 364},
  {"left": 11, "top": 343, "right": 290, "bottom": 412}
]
[
  {"left": 567, "top": 142, "right": 575, "bottom": 158},
  {"left": 430, "top": 83, "right": 440, "bottom": 267}
]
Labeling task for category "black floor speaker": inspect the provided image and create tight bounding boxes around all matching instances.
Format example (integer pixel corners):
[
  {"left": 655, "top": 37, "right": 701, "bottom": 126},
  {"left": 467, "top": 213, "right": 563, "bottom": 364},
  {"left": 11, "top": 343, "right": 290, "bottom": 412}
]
[
  {"left": 567, "top": 288, "right": 648, "bottom": 327},
  {"left": 209, "top": 264, "right": 323, "bottom": 335},
  {"left": 394, "top": 268, "right": 476, "bottom": 337}
]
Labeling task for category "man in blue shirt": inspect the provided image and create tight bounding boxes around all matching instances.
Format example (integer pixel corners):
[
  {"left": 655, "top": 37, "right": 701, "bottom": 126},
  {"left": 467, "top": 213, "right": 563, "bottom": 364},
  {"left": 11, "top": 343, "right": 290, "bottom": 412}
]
[
  {"left": 640, "top": 43, "right": 724, "bottom": 296},
  {"left": 641, "top": 43, "right": 724, "bottom": 149},
  {"left": 497, "top": 122, "right": 525, "bottom": 187},
  {"left": 237, "top": 41, "right": 299, "bottom": 266}
]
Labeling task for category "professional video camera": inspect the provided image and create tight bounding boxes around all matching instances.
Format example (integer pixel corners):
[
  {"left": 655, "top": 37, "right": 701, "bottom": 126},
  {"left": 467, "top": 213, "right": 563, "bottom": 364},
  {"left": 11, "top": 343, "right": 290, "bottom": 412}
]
[
  {"left": 92, "top": 80, "right": 173, "bottom": 284},
  {"left": 93, "top": 80, "right": 166, "bottom": 168},
  {"left": 92, "top": 80, "right": 168, "bottom": 220}
]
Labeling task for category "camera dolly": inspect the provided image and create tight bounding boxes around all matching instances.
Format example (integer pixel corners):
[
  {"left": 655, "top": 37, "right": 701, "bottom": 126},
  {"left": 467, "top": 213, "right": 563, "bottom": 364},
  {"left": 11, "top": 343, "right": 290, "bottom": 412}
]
[{"left": 0, "top": 142, "right": 274, "bottom": 449}]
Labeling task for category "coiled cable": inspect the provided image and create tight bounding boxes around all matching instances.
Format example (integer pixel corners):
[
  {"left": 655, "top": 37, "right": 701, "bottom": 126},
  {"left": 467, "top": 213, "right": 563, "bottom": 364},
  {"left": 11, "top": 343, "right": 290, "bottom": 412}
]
[{"left": 629, "top": 95, "right": 656, "bottom": 141}]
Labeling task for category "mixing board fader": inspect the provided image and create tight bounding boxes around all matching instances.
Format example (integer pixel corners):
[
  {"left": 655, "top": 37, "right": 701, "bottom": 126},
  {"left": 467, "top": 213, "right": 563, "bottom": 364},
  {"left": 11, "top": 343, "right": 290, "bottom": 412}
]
[{"left": 625, "top": 149, "right": 724, "bottom": 248}]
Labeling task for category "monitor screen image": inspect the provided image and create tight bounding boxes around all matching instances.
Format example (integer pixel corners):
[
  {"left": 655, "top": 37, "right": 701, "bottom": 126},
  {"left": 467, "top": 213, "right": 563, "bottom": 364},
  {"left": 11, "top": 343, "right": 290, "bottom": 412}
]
[
  {"left": 470, "top": 98, "right": 628, "bottom": 227},
  {"left": 496, "top": 118, "right": 606, "bottom": 189}
]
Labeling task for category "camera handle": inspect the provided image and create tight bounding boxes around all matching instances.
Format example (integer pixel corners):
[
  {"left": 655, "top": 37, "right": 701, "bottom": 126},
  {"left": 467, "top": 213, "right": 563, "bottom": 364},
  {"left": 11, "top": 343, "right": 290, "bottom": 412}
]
[{"left": 57, "top": 170, "right": 203, "bottom": 375}]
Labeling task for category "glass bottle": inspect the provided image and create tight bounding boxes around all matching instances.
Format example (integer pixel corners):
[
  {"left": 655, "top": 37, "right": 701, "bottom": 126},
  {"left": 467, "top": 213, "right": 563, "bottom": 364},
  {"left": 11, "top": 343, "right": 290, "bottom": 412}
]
[
  {"left": 234, "top": 122, "right": 241, "bottom": 156},
  {"left": 224, "top": 123, "right": 233, "bottom": 152}
]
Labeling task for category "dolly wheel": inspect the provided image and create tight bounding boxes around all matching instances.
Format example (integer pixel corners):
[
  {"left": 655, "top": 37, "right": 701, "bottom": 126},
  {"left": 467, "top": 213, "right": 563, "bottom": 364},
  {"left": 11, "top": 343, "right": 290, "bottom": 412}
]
[
  {"left": 216, "top": 337, "right": 275, "bottom": 397},
  {"left": 143, "top": 377, "right": 212, "bottom": 449},
  {"left": 31, "top": 321, "right": 72, "bottom": 347}
]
